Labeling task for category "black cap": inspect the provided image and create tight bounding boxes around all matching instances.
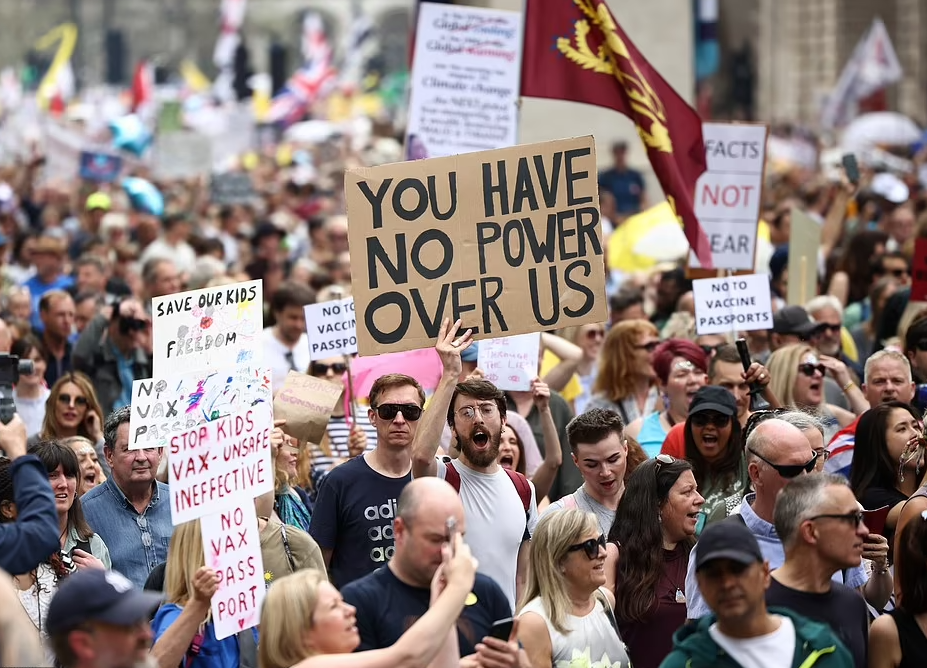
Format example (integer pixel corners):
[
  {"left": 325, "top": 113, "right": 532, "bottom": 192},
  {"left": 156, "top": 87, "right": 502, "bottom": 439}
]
[
  {"left": 695, "top": 519, "right": 764, "bottom": 571},
  {"left": 688, "top": 385, "right": 737, "bottom": 417},
  {"left": 252, "top": 221, "right": 286, "bottom": 246},
  {"left": 772, "top": 305, "right": 819, "bottom": 337},
  {"left": 46, "top": 569, "right": 162, "bottom": 635}
]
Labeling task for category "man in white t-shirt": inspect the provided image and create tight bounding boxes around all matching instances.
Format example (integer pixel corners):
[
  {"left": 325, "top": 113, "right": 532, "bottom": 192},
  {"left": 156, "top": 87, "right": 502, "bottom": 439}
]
[
  {"left": 262, "top": 282, "right": 315, "bottom": 391},
  {"left": 412, "top": 319, "right": 539, "bottom": 609},
  {"left": 661, "top": 520, "right": 854, "bottom": 668},
  {"left": 542, "top": 408, "right": 627, "bottom": 535}
]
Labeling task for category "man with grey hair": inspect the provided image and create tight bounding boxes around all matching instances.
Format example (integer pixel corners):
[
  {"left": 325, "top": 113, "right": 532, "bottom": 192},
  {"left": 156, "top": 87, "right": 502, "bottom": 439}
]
[
  {"left": 826, "top": 349, "right": 916, "bottom": 478},
  {"left": 768, "top": 474, "right": 871, "bottom": 668},
  {"left": 685, "top": 418, "right": 889, "bottom": 619},
  {"left": 81, "top": 406, "right": 173, "bottom": 588}
]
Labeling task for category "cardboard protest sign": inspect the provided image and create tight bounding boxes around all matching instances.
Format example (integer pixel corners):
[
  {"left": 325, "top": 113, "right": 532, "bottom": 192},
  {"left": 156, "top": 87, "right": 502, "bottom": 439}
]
[
  {"left": 688, "top": 123, "right": 768, "bottom": 271},
  {"left": 129, "top": 366, "right": 272, "bottom": 451},
  {"left": 346, "top": 135, "right": 607, "bottom": 355},
  {"left": 168, "top": 406, "right": 274, "bottom": 525},
  {"left": 79, "top": 151, "right": 123, "bottom": 182},
  {"left": 152, "top": 279, "right": 263, "bottom": 377},
  {"left": 786, "top": 208, "right": 822, "bottom": 306},
  {"left": 692, "top": 274, "right": 773, "bottom": 336},
  {"left": 405, "top": 3, "right": 522, "bottom": 159},
  {"left": 272, "top": 372, "right": 342, "bottom": 445},
  {"left": 200, "top": 503, "right": 265, "bottom": 640},
  {"left": 477, "top": 333, "right": 540, "bottom": 391},
  {"left": 911, "top": 238, "right": 927, "bottom": 302},
  {"left": 210, "top": 172, "right": 255, "bottom": 205},
  {"left": 304, "top": 298, "right": 358, "bottom": 360}
]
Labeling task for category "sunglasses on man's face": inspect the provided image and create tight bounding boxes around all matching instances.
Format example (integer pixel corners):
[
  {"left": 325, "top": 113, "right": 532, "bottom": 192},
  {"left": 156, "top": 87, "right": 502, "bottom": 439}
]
[
  {"left": 311, "top": 362, "right": 347, "bottom": 376},
  {"left": 567, "top": 533, "right": 607, "bottom": 560},
  {"left": 372, "top": 403, "right": 423, "bottom": 421},
  {"left": 748, "top": 446, "right": 818, "bottom": 478},
  {"left": 808, "top": 510, "right": 865, "bottom": 528},
  {"left": 815, "top": 323, "right": 842, "bottom": 335},
  {"left": 690, "top": 412, "right": 731, "bottom": 429},
  {"left": 58, "top": 393, "right": 88, "bottom": 408},
  {"left": 797, "top": 363, "right": 826, "bottom": 378},
  {"left": 885, "top": 268, "right": 909, "bottom": 279}
]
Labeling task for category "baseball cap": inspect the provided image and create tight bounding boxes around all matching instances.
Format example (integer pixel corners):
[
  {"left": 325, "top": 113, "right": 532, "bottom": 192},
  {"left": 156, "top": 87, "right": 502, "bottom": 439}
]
[
  {"left": 871, "top": 172, "right": 909, "bottom": 205},
  {"left": 695, "top": 518, "right": 764, "bottom": 571},
  {"left": 688, "top": 385, "right": 737, "bottom": 417},
  {"left": 46, "top": 569, "right": 162, "bottom": 635},
  {"left": 772, "top": 305, "right": 819, "bottom": 337},
  {"left": 85, "top": 192, "right": 113, "bottom": 212}
]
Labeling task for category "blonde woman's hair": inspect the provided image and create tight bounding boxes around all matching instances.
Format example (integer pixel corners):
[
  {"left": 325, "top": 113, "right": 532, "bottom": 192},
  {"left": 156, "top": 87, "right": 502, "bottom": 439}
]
[
  {"left": 259, "top": 569, "right": 327, "bottom": 668},
  {"left": 164, "top": 520, "right": 206, "bottom": 607},
  {"left": 517, "top": 509, "right": 601, "bottom": 635},
  {"left": 766, "top": 343, "right": 819, "bottom": 409},
  {"left": 593, "top": 319, "right": 659, "bottom": 402}
]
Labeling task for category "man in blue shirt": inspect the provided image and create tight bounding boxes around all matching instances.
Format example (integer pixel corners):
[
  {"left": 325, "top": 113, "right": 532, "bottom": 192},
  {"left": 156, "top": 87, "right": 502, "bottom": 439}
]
[
  {"left": 82, "top": 406, "right": 173, "bottom": 589},
  {"left": 597, "top": 141, "right": 647, "bottom": 217},
  {"left": 342, "top": 477, "right": 512, "bottom": 658},
  {"left": 23, "top": 234, "right": 75, "bottom": 333}
]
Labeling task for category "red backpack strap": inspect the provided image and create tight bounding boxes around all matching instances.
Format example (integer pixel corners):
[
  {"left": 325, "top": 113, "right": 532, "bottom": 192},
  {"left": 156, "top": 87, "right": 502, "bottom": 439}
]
[
  {"left": 444, "top": 461, "right": 461, "bottom": 493},
  {"left": 503, "top": 469, "right": 531, "bottom": 513}
]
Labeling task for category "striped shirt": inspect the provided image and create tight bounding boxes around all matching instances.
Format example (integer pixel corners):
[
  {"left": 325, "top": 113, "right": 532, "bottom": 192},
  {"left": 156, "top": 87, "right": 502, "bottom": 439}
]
[{"left": 309, "top": 413, "right": 378, "bottom": 474}]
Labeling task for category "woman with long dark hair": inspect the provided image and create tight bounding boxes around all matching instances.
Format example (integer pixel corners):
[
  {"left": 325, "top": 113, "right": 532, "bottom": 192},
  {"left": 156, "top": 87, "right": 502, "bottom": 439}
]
[
  {"left": 682, "top": 386, "right": 748, "bottom": 529},
  {"left": 604, "top": 456, "right": 704, "bottom": 668},
  {"left": 851, "top": 402, "right": 927, "bottom": 547}
]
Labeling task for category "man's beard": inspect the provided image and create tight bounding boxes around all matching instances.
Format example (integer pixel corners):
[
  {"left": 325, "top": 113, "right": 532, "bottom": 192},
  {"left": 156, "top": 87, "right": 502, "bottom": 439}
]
[
  {"left": 459, "top": 427, "right": 501, "bottom": 468},
  {"left": 817, "top": 340, "right": 840, "bottom": 356}
]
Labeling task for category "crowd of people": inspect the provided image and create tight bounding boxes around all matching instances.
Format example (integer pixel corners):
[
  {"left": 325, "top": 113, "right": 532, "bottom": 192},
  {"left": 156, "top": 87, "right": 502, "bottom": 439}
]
[{"left": 0, "top": 113, "right": 925, "bottom": 668}]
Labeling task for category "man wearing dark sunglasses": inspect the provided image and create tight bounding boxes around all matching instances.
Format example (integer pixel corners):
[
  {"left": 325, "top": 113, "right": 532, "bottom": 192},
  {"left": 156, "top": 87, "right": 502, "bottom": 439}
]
[
  {"left": 684, "top": 419, "right": 888, "bottom": 621},
  {"left": 309, "top": 373, "right": 426, "bottom": 589},
  {"left": 765, "top": 474, "right": 873, "bottom": 668},
  {"left": 805, "top": 295, "right": 864, "bottom": 381}
]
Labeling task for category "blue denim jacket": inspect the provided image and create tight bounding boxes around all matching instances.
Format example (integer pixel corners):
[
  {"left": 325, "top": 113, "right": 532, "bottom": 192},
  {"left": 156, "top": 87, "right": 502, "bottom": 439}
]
[{"left": 81, "top": 477, "right": 174, "bottom": 589}]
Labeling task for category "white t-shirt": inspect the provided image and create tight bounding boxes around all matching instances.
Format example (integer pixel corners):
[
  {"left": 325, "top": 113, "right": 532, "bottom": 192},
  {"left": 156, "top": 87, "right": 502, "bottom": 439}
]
[
  {"left": 434, "top": 459, "right": 539, "bottom": 609},
  {"left": 708, "top": 615, "right": 796, "bottom": 668},
  {"left": 262, "top": 327, "right": 311, "bottom": 392}
]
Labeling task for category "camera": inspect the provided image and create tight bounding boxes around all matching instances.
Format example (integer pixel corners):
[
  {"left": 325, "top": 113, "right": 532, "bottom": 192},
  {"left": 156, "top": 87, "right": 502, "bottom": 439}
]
[{"left": 0, "top": 354, "right": 35, "bottom": 425}]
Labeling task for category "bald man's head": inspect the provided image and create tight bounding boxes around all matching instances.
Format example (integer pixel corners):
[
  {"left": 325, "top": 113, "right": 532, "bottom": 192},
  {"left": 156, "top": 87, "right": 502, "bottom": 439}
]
[
  {"left": 397, "top": 477, "right": 464, "bottom": 527},
  {"left": 746, "top": 418, "right": 818, "bottom": 508}
]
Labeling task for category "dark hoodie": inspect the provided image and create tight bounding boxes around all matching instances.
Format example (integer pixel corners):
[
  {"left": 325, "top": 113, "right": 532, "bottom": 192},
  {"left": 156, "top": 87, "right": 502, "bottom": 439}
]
[{"left": 660, "top": 607, "right": 854, "bottom": 668}]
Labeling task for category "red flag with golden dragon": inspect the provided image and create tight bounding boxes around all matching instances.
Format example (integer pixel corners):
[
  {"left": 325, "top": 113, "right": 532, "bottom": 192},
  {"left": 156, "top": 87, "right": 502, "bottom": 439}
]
[{"left": 521, "top": 0, "right": 713, "bottom": 267}]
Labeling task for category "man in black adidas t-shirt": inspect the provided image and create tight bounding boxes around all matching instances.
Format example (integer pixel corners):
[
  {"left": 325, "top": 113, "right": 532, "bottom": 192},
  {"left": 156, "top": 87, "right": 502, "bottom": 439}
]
[{"left": 342, "top": 477, "right": 511, "bottom": 657}]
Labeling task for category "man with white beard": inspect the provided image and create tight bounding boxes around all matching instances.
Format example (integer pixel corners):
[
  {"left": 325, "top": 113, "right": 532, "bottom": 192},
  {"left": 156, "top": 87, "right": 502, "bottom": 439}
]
[
  {"left": 412, "top": 318, "right": 540, "bottom": 609},
  {"left": 47, "top": 569, "right": 161, "bottom": 668}
]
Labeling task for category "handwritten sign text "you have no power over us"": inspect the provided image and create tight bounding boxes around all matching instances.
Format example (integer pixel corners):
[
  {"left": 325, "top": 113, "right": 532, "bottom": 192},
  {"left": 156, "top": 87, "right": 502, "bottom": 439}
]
[
  {"left": 345, "top": 136, "right": 608, "bottom": 355},
  {"left": 168, "top": 406, "right": 274, "bottom": 525}
]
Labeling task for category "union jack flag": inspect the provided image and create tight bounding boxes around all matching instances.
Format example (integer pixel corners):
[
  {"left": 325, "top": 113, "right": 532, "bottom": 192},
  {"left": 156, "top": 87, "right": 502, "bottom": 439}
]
[
  {"left": 824, "top": 416, "right": 859, "bottom": 479},
  {"left": 266, "top": 12, "right": 336, "bottom": 127}
]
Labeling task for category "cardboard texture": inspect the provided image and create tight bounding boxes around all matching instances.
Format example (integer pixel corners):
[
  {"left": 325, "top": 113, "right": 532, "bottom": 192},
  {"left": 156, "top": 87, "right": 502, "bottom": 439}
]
[
  {"left": 787, "top": 207, "right": 822, "bottom": 306},
  {"left": 272, "top": 371, "right": 343, "bottom": 444},
  {"left": 346, "top": 135, "right": 608, "bottom": 355}
]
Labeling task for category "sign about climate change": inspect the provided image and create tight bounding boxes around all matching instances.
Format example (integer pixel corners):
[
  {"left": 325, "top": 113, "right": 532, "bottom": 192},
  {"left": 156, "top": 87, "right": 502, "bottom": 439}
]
[
  {"left": 167, "top": 406, "right": 274, "bottom": 525},
  {"left": 128, "top": 366, "right": 272, "bottom": 451},
  {"left": 152, "top": 279, "right": 263, "bottom": 377},
  {"left": 346, "top": 136, "right": 608, "bottom": 355},
  {"left": 688, "top": 123, "right": 768, "bottom": 271},
  {"left": 405, "top": 3, "right": 522, "bottom": 159}
]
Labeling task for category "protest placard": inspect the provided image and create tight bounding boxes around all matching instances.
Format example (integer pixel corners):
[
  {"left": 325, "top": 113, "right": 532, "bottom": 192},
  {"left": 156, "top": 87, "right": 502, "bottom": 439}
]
[
  {"left": 346, "top": 136, "right": 607, "bottom": 355},
  {"left": 688, "top": 123, "right": 768, "bottom": 271},
  {"left": 79, "top": 151, "right": 123, "bottom": 182},
  {"left": 477, "top": 333, "right": 540, "bottom": 391},
  {"left": 210, "top": 172, "right": 255, "bottom": 205},
  {"left": 152, "top": 279, "right": 263, "bottom": 377},
  {"left": 129, "top": 366, "right": 272, "bottom": 450},
  {"left": 692, "top": 274, "right": 773, "bottom": 336},
  {"left": 272, "top": 372, "right": 343, "bottom": 445},
  {"left": 786, "top": 208, "right": 822, "bottom": 306},
  {"left": 200, "top": 502, "right": 265, "bottom": 640},
  {"left": 167, "top": 405, "right": 274, "bottom": 525},
  {"left": 304, "top": 297, "right": 358, "bottom": 360},
  {"left": 405, "top": 3, "right": 522, "bottom": 159}
]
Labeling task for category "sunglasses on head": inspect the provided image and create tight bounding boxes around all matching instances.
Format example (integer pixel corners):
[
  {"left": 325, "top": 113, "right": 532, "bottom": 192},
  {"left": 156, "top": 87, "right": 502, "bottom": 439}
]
[
  {"left": 798, "top": 363, "right": 826, "bottom": 378},
  {"left": 58, "top": 393, "right": 88, "bottom": 408},
  {"left": 748, "top": 446, "right": 818, "bottom": 478},
  {"left": 311, "top": 362, "right": 347, "bottom": 376},
  {"left": 373, "top": 403, "right": 423, "bottom": 421},
  {"left": 654, "top": 453, "right": 676, "bottom": 474},
  {"left": 743, "top": 408, "right": 788, "bottom": 441},
  {"left": 808, "top": 510, "right": 864, "bottom": 528},
  {"left": 690, "top": 412, "right": 731, "bottom": 429},
  {"left": 567, "top": 533, "right": 607, "bottom": 560}
]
